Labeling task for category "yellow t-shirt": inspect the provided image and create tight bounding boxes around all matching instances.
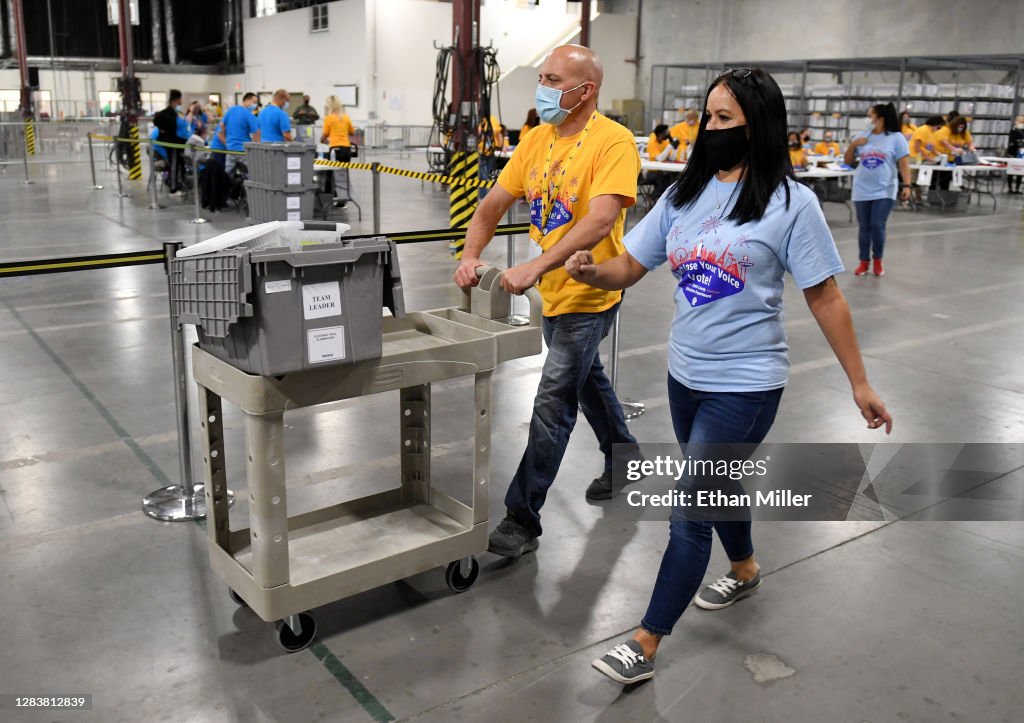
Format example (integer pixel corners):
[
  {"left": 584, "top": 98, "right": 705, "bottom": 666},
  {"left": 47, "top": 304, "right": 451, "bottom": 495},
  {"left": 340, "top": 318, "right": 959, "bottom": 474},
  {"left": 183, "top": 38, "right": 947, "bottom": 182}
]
[
  {"left": 813, "top": 141, "right": 840, "bottom": 156},
  {"left": 520, "top": 124, "right": 536, "bottom": 142},
  {"left": 669, "top": 120, "right": 698, "bottom": 147},
  {"left": 934, "top": 127, "right": 973, "bottom": 154},
  {"left": 478, "top": 115, "right": 504, "bottom": 155},
  {"left": 647, "top": 133, "right": 669, "bottom": 159},
  {"left": 323, "top": 113, "right": 353, "bottom": 147},
  {"left": 789, "top": 148, "right": 807, "bottom": 168},
  {"left": 901, "top": 123, "right": 917, "bottom": 140},
  {"left": 497, "top": 112, "right": 639, "bottom": 316},
  {"left": 910, "top": 125, "right": 939, "bottom": 160}
]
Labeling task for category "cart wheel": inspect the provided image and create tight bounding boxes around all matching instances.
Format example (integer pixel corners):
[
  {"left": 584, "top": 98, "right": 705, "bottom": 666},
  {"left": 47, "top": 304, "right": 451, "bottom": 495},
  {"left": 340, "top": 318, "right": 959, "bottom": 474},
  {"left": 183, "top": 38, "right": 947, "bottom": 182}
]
[
  {"left": 445, "top": 557, "right": 480, "bottom": 593},
  {"left": 228, "top": 588, "right": 249, "bottom": 608},
  {"left": 275, "top": 613, "right": 317, "bottom": 653}
]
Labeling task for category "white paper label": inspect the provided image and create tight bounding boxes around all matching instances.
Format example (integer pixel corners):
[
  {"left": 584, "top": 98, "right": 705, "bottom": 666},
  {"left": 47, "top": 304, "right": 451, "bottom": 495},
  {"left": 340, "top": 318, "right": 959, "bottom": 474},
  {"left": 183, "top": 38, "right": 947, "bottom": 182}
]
[
  {"left": 287, "top": 211, "right": 301, "bottom": 221},
  {"left": 287, "top": 172, "right": 301, "bottom": 185},
  {"left": 302, "top": 281, "right": 342, "bottom": 320},
  {"left": 287, "top": 156, "right": 301, "bottom": 170},
  {"left": 286, "top": 196, "right": 301, "bottom": 209},
  {"left": 264, "top": 280, "right": 291, "bottom": 294},
  {"left": 307, "top": 326, "right": 346, "bottom": 364}
]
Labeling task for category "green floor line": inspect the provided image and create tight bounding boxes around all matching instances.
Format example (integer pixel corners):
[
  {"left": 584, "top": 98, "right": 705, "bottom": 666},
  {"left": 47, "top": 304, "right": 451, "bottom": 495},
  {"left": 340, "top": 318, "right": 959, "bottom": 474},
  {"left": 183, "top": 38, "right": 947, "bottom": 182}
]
[
  {"left": 310, "top": 642, "right": 396, "bottom": 722},
  {"left": 1, "top": 298, "right": 173, "bottom": 489}
]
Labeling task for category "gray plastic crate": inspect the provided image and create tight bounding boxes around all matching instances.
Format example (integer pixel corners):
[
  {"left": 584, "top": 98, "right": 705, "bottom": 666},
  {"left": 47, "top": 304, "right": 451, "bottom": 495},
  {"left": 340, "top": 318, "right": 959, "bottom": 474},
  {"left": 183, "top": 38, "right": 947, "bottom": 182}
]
[
  {"left": 243, "top": 142, "right": 316, "bottom": 187},
  {"left": 171, "top": 224, "right": 405, "bottom": 375},
  {"left": 245, "top": 180, "right": 317, "bottom": 223}
]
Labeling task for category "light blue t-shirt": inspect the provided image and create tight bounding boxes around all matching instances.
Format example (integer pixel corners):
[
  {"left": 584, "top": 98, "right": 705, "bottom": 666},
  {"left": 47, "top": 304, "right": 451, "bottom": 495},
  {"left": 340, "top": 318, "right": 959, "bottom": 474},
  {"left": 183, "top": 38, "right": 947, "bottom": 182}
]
[
  {"left": 852, "top": 131, "right": 909, "bottom": 201},
  {"left": 257, "top": 104, "right": 291, "bottom": 143},
  {"left": 624, "top": 178, "right": 844, "bottom": 392},
  {"left": 223, "top": 105, "right": 258, "bottom": 150}
]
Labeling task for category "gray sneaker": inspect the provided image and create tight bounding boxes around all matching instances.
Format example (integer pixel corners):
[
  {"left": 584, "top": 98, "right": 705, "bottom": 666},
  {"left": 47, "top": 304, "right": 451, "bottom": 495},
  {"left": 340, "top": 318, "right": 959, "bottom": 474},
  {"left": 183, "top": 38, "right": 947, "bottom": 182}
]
[
  {"left": 592, "top": 640, "right": 655, "bottom": 684},
  {"left": 487, "top": 515, "right": 539, "bottom": 558},
  {"left": 695, "top": 570, "right": 761, "bottom": 610}
]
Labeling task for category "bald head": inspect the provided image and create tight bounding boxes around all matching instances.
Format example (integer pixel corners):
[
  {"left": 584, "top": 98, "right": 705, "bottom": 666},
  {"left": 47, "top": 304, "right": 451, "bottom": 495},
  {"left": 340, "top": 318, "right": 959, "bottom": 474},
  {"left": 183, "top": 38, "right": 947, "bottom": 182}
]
[
  {"left": 543, "top": 45, "right": 604, "bottom": 88},
  {"left": 273, "top": 89, "right": 289, "bottom": 106}
]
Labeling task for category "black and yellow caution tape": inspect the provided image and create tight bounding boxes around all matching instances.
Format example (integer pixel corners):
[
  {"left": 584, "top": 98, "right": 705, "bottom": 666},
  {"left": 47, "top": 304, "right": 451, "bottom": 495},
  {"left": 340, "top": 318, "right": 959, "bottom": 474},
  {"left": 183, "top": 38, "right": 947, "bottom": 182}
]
[
  {"left": 448, "top": 151, "right": 482, "bottom": 258},
  {"left": 24, "top": 119, "right": 36, "bottom": 156},
  {"left": 0, "top": 250, "right": 167, "bottom": 278},
  {"left": 311, "top": 159, "right": 496, "bottom": 190},
  {"left": 0, "top": 224, "right": 531, "bottom": 279}
]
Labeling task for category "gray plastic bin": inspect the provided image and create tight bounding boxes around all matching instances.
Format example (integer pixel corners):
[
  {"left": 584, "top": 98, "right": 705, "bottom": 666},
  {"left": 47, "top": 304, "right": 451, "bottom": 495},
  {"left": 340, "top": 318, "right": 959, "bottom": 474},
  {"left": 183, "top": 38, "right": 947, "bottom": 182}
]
[
  {"left": 244, "top": 142, "right": 316, "bottom": 187},
  {"left": 171, "top": 223, "right": 405, "bottom": 375},
  {"left": 245, "top": 180, "right": 317, "bottom": 223}
]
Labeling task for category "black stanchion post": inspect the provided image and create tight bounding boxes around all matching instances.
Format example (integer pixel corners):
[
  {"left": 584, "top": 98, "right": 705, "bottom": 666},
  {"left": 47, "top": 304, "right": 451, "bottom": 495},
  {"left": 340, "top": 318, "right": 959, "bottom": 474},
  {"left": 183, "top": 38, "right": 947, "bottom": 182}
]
[
  {"left": 148, "top": 141, "right": 163, "bottom": 209},
  {"left": 142, "top": 242, "right": 233, "bottom": 521},
  {"left": 114, "top": 143, "right": 127, "bottom": 198},
  {"left": 87, "top": 132, "right": 103, "bottom": 190},
  {"left": 372, "top": 161, "right": 381, "bottom": 233}
]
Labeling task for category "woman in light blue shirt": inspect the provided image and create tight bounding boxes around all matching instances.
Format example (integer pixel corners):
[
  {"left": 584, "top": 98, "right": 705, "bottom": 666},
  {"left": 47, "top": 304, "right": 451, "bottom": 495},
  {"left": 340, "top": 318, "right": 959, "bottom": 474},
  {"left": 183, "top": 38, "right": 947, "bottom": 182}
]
[
  {"left": 565, "top": 68, "right": 894, "bottom": 686},
  {"left": 844, "top": 103, "right": 912, "bottom": 277}
]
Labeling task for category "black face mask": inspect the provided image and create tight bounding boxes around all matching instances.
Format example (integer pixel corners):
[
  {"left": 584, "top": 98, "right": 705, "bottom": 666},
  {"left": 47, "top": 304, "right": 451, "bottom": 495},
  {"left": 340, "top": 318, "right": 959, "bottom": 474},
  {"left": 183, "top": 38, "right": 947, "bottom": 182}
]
[
  {"left": 789, "top": 141, "right": 800, "bottom": 148},
  {"left": 702, "top": 125, "right": 749, "bottom": 171}
]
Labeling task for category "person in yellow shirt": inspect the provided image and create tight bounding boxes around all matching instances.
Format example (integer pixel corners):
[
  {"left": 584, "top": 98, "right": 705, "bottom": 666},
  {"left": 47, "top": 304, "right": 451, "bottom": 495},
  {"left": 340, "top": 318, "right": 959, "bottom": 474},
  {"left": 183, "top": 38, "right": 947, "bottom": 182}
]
[
  {"left": 477, "top": 114, "right": 505, "bottom": 199},
  {"left": 899, "top": 111, "right": 917, "bottom": 141},
  {"left": 787, "top": 131, "right": 807, "bottom": 169},
  {"left": 909, "top": 116, "right": 944, "bottom": 162},
  {"left": 934, "top": 116, "right": 976, "bottom": 159},
  {"left": 454, "top": 44, "right": 641, "bottom": 556},
  {"left": 520, "top": 108, "right": 539, "bottom": 142},
  {"left": 813, "top": 131, "right": 841, "bottom": 156},
  {"left": 320, "top": 95, "right": 355, "bottom": 207},
  {"left": 645, "top": 123, "right": 684, "bottom": 197},
  {"left": 669, "top": 109, "right": 699, "bottom": 151}
]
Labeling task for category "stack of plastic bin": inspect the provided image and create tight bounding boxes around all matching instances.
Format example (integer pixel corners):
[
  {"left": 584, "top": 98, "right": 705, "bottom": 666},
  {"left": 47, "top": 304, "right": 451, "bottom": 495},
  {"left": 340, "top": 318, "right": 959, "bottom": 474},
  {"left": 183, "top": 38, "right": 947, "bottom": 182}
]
[{"left": 243, "top": 142, "right": 319, "bottom": 224}]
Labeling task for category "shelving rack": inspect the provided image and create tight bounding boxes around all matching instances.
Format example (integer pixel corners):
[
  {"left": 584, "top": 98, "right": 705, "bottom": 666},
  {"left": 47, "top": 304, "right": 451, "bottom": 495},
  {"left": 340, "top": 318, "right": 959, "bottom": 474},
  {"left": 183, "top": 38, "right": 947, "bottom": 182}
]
[{"left": 649, "top": 55, "right": 1023, "bottom": 156}]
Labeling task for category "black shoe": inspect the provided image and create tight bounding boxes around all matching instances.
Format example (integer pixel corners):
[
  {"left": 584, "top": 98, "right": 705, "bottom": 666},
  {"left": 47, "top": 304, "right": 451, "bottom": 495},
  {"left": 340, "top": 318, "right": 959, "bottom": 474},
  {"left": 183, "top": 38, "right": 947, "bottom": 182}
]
[
  {"left": 487, "top": 515, "right": 539, "bottom": 558},
  {"left": 586, "top": 453, "right": 647, "bottom": 501},
  {"left": 333, "top": 199, "right": 348, "bottom": 208}
]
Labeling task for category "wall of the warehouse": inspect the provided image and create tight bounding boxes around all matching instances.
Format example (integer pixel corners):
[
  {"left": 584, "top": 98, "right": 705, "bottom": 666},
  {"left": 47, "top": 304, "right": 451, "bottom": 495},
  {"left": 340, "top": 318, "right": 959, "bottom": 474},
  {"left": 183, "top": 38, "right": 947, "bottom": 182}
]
[
  {"left": 241, "top": 0, "right": 637, "bottom": 126},
  {"left": 604, "top": 0, "right": 1024, "bottom": 102}
]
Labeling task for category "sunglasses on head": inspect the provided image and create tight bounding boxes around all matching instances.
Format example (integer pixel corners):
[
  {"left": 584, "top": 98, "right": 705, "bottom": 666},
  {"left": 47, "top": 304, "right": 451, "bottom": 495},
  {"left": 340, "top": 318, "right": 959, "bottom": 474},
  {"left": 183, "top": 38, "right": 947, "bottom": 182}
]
[{"left": 719, "top": 67, "right": 753, "bottom": 80}]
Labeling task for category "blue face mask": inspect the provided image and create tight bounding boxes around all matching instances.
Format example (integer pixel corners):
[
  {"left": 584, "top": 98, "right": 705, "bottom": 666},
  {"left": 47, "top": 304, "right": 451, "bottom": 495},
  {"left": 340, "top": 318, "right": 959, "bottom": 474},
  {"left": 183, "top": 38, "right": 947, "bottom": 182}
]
[
  {"left": 535, "top": 81, "right": 587, "bottom": 126},
  {"left": 283, "top": 101, "right": 290, "bottom": 112}
]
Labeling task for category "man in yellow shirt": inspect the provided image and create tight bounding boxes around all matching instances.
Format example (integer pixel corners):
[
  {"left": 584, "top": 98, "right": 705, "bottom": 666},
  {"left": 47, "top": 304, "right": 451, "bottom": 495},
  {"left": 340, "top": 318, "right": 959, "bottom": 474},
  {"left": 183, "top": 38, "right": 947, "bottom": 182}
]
[
  {"left": 813, "top": 131, "right": 841, "bottom": 156},
  {"left": 454, "top": 44, "right": 640, "bottom": 557},
  {"left": 669, "top": 109, "right": 699, "bottom": 151}
]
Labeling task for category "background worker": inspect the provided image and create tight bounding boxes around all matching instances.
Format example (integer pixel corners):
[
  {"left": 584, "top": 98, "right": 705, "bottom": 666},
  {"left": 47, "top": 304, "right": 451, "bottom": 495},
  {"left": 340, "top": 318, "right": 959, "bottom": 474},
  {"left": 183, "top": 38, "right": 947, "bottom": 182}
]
[
  {"left": 934, "top": 115, "right": 976, "bottom": 159},
  {"left": 520, "top": 108, "right": 540, "bottom": 142},
  {"left": 813, "top": 131, "right": 841, "bottom": 156},
  {"left": 669, "top": 109, "right": 699, "bottom": 154},
  {"left": 646, "top": 123, "right": 685, "bottom": 197},
  {"left": 218, "top": 92, "right": 260, "bottom": 175},
  {"left": 478, "top": 113, "right": 505, "bottom": 199},
  {"left": 454, "top": 45, "right": 641, "bottom": 558},
  {"left": 152, "top": 89, "right": 185, "bottom": 193},
  {"left": 320, "top": 95, "right": 356, "bottom": 207},
  {"left": 293, "top": 94, "right": 319, "bottom": 125},
  {"left": 1007, "top": 114, "right": 1024, "bottom": 193},
  {"left": 910, "top": 116, "right": 944, "bottom": 162},
  {"left": 258, "top": 89, "right": 294, "bottom": 143},
  {"left": 900, "top": 110, "right": 917, "bottom": 140},
  {"left": 787, "top": 131, "right": 807, "bottom": 169},
  {"left": 800, "top": 127, "right": 813, "bottom": 153}
]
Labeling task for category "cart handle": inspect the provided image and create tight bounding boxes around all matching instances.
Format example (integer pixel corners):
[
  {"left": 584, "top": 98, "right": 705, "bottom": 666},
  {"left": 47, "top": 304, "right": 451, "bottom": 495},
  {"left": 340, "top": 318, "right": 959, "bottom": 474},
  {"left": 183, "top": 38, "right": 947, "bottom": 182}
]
[{"left": 472, "top": 265, "right": 543, "bottom": 327}]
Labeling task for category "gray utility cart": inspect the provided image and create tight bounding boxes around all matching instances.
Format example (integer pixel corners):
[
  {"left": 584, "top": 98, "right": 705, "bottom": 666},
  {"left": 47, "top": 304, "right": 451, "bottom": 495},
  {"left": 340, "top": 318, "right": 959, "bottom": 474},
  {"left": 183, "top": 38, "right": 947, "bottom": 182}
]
[{"left": 188, "top": 261, "right": 541, "bottom": 652}]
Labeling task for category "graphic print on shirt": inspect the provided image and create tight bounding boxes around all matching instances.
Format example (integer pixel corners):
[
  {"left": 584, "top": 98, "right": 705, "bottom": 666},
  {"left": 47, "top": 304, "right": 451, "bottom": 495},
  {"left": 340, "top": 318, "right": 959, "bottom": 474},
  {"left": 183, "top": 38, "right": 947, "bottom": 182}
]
[
  {"left": 668, "top": 214, "right": 753, "bottom": 307},
  {"left": 859, "top": 149, "right": 887, "bottom": 169},
  {"left": 527, "top": 163, "right": 578, "bottom": 236}
]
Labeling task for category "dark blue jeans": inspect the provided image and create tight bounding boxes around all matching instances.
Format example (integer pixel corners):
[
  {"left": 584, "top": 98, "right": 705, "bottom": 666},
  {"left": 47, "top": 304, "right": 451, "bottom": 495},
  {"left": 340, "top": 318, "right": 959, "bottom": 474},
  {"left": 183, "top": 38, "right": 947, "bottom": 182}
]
[
  {"left": 640, "top": 374, "right": 783, "bottom": 637},
  {"left": 854, "top": 197, "right": 895, "bottom": 262},
  {"left": 504, "top": 303, "right": 636, "bottom": 535}
]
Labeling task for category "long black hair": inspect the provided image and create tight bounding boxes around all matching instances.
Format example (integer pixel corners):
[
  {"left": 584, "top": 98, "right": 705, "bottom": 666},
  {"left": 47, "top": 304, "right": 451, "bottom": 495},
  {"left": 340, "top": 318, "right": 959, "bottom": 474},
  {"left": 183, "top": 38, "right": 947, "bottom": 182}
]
[
  {"left": 670, "top": 68, "right": 793, "bottom": 224},
  {"left": 871, "top": 103, "right": 899, "bottom": 134}
]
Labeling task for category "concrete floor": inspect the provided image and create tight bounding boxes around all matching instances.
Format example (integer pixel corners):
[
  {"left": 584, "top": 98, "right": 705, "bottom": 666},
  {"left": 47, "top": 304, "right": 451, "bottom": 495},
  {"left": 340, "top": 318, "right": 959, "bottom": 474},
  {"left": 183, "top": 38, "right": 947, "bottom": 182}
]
[{"left": 1, "top": 154, "right": 1022, "bottom": 723}]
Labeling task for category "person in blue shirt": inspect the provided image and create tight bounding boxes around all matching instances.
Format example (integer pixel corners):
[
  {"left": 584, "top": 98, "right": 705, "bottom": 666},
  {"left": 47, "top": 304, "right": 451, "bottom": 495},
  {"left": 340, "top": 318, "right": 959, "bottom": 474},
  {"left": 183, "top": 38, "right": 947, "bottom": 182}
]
[
  {"left": 217, "top": 92, "right": 260, "bottom": 173},
  {"left": 257, "top": 89, "right": 294, "bottom": 143},
  {"left": 564, "top": 68, "right": 893, "bottom": 686},
  {"left": 844, "top": 102, "right": 911, "bottom": 277}
]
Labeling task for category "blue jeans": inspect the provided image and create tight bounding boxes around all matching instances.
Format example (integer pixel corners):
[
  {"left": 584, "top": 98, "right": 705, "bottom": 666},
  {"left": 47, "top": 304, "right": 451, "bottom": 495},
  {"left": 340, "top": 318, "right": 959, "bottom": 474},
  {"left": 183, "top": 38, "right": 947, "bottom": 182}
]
[
  {"left": 854, "top": 197, "right": 895, "bottom": 262},
  {"left": 640, "top": 374, "right": 783, "bottom": 637},
  {"left": 504, "top": 303, "right": 636, "bottom": 535}
]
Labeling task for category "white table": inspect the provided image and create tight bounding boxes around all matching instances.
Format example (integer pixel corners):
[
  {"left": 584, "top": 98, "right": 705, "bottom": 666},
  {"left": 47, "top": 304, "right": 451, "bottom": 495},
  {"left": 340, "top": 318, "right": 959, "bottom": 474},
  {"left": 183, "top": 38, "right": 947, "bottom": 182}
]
[
  {"left": 910, "top": 163, "right": 1007, "bottom": 210},
  {"left": 641, "top": 159, "right": 686, "bottom": 172}
]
